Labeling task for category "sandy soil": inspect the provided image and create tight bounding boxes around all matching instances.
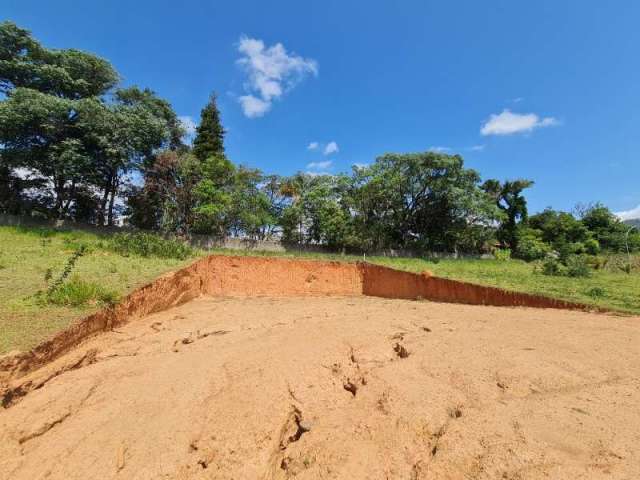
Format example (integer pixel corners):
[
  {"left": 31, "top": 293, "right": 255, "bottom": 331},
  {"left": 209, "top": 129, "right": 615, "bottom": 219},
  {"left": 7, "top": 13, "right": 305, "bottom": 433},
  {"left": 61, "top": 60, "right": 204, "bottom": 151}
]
[{"left": 1, "top": 296, "right": 638, "bottom": 479}]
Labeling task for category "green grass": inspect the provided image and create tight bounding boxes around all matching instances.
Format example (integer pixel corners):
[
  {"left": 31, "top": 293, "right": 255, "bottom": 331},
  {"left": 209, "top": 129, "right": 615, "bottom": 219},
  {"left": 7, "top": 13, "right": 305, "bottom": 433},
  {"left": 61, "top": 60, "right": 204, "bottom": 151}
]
[
  {"left": 0, "top": 226, "right": 195, "bottom": 354},
  {"left": 1, "top": 225, "right": 638, "bottom": 355},
  {"left": 45, "top": 275, "right": 119, "bottom": 307}
]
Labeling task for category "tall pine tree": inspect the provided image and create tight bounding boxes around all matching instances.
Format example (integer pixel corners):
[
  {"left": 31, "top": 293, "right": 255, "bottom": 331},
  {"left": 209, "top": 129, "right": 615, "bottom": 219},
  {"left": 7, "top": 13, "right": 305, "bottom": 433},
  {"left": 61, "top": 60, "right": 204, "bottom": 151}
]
[{"left": 192, "top": 93, "right": 225, "bottom": 161}]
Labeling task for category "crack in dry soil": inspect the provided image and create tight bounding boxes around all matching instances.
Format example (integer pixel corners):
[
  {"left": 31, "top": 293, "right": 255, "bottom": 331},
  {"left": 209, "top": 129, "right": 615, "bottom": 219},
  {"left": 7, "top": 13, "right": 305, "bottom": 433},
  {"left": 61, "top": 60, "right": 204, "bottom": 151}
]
[{"left": 1, "top": 349, "right": 98, "bottom": 409}]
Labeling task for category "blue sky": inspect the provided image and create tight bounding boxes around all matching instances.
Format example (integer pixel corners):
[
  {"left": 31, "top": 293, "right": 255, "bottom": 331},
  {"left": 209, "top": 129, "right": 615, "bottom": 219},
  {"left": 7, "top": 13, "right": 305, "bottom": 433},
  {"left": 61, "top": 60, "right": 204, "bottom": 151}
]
[{"left": 4, "top": 0, "right": 640, "bottom": 218}]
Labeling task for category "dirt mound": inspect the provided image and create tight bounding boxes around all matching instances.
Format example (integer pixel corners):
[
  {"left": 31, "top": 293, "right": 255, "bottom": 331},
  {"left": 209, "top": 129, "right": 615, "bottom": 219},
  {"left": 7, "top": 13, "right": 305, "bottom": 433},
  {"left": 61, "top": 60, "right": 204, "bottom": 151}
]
[{"left": 1, "top": 296, "right": 638, "bottom": 479}]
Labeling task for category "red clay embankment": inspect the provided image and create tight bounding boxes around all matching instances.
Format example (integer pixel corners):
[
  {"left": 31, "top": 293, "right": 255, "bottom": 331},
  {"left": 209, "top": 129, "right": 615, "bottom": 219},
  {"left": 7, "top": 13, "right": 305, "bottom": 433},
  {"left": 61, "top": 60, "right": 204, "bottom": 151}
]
[
  {"left": 0, "top": 255, "right": 597, "bottom": 384},
  {"left": 361, "top": 263, "right": 588, "bottom": 309}
]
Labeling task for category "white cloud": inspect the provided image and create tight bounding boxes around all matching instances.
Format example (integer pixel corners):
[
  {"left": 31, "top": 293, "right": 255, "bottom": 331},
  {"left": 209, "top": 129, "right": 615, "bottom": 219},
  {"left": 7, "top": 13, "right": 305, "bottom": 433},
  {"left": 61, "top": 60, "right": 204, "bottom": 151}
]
[
  {"left": 353, "top": 162, "right": 369, "bottom": 169},
  {"left": 178, "top": 115, "right": 197, "bottom": 143},
  {"left": 428, "top": 146, "right": 450, "bottom": 153},
  {"left": 236, "top": 36, "right": 318, "bottom": 118},
  {"left": 305, "top": 171, "right": 333, "bottom": 177},
  {"left": 307, "top": 141, "right": 319, "bottom": 151},
  {"left": 480, "top": 109, "right": 559, "bottom": 136},
  {"left": 615, "top": 205, "right": 640, "bottom": 221},
  {"left": 238, "top": 95, "right": 271, "bottom": 118},
  {"left": 323, "top": 141, "right": 339, "bottom": 155},
  {"left": 469, "top": 144, "right": 485, "bottom": 151},
  {"left": 512, "top": 97, "right": 524, "bottom": 103},
  {"left": 306, "top": 160, "right": 332, "bottom": 170}
]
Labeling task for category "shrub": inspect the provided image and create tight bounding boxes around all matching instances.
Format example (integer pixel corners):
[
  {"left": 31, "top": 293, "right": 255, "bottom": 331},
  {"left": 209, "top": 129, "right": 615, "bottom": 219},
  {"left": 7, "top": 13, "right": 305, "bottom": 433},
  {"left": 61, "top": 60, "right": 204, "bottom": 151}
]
[
  {"left": 46, "top": 275, "right": 119, "bottom": 306},
  {"left": 109, "top": 232, "right": 192, "bottom": 260},
  {"left": 587, "top": 255, "right": 607, "bottom": 270},
  {"left": 586, "top": 286, "right": 606, "bottom": 298},
  {"left": 541, "top": 255, "right": 592, "bottom": 278},
  {"left": 516, "top": 233, "right": 551, "bottom": 261},
  {"left": 541, "top": 258, "right": 567, "bottom": 276},
  {"left": 584, "top": 238, "right": 600, "bottom": 255},
  {"left": 566, "top": 255, "right": 592, "bottom": 278},
  {"left": 493, "top": 248, "right": 511, "bottom": 261}
]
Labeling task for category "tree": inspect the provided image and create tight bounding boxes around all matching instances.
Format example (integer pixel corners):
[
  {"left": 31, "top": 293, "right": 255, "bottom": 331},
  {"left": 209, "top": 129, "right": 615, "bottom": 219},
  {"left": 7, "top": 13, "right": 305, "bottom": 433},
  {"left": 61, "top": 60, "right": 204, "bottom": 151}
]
[
  {"left": 280, "top": 174, "right": 354, "bottom": 248},
  {"left": 0, "top": 22, "right": 118, "bottom": 97},
  {"left": 79, "top": 89, "right": 178, "bottom": 225},
  {"left": 350, "top": 152, "right": 500, "bottom": 252},
  {"left": 580, "top": 204, "right": 640, "bottom": 252},
  {"left": 228, "top": 166, "right": 274, "bottom": 240},
  {"left": 482, "top": 179, "right": 534, "bottom": 251},
  {"left": 526, "top": 208, "right": 595, "bottom": 259},
  {"left": 0, "top": 22, "right": 181, "bottom": 224},
  {"left": 0, "top": 89, "right": 97, "bottom": 217},
  {"left": 0, "top": 22, "right": 119, "bottom": 218},
  {"left": 190, "top": 154, "right": 235, "bottom": 236},
  {"left": 192, "top": 94, "right": 225, "bottom": 162},
  {"left": 127, "top": 150, "right": 199, "bottom": 233}
]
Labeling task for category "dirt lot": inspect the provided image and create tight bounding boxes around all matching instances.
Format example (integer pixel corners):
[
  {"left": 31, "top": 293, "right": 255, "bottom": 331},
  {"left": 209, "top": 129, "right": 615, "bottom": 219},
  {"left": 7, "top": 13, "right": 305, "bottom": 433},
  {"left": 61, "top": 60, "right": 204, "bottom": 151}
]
[{"left": 1, "top": 296, "right": 638, "bottom": 479}]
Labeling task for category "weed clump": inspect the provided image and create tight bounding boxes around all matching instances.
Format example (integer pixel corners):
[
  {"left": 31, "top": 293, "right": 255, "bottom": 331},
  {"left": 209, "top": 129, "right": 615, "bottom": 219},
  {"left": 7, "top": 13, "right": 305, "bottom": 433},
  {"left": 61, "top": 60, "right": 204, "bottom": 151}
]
[{"left": 46, "top": 275, "right": 119, "bottom": 306}]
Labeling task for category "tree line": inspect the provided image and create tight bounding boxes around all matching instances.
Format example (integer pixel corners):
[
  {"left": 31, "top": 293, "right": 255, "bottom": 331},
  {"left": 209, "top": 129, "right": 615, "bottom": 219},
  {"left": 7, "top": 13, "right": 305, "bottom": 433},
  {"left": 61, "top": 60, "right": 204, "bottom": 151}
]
[{"left": 1, "top": 21, "right": 638, "bottom": 258}]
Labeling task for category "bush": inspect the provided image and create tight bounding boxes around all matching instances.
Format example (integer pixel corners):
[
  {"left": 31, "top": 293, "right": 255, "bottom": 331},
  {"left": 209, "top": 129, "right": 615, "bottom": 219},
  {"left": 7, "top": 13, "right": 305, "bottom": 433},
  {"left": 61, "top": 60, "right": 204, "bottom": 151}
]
[
  {"left": 541, "top": 255, "right": 592, "bottom": 278},
  {"left": 516, "top": 233, "right": 551, "bottom": 261},
  {"left": 493, "top": 248, "right": 511, "bottom": 261},
  {"left": 109, "top": 232, "right": 192, "bottom": 260},
  {"left": 46, "top": 275, "right": 119, "bottom": 306},
  {"left": 541, "top": 258, "right": 567, "bottom": 276},
  {"left": 586, "top": 286, "right": 606, "bottom": 298},
  {"left": 584, "top": 238, "right": 600, "bottom": 255},
  {"left": 566, "top": 255, "right": 592, "bottom": 278}
]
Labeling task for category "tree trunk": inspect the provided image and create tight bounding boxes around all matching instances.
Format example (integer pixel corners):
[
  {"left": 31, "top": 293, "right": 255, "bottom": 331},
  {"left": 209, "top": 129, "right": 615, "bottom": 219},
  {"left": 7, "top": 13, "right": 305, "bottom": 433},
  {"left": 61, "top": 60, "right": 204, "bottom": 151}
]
[
  {"left": 107, "top": 175, "right": 119, "bottom": 226},
  {"left": 53, "top": 174, "right": 66, "bottom": 219},
  {"left": 97, "top": 173, "right": 112, "bottom": 226}
]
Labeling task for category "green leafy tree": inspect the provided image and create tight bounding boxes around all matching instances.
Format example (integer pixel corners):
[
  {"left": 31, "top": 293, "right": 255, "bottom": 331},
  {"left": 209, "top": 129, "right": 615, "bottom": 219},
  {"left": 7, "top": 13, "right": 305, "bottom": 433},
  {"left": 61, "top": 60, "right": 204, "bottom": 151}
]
[
  {"left": 482, "top": 179, "right": 534, "bottom": 251},
  {"left": 0, "top": 22, "right": 119, "bottom": 218},
  {"left": 78, "top": 90, "right": 176, "bottom": 225},
  {"left": 192, "top": 94, "right": 225, "bottom": 162},
  {"left": 580, "top": 203, "right": 640, "bottom": 252},
  {"left": 0, "top": 89, "right": 96, "bottom": 216},
  {"left": 0, "top": 22, "right": 118, "bottom": 97},
  {"left": 0, "top": 22, "right": 180, "bottom": 223},
  {"left": 526, "top": 208, "right": 595, "bottom": 260},
  {"left": 228, "top": 166, "right": 274, "bottom": 240},
  {"left": 191, "top": 154, "right": 235, "bottom": 236},
  {"left": 350, "top": 152, "right": 500, "bottom": 252}
]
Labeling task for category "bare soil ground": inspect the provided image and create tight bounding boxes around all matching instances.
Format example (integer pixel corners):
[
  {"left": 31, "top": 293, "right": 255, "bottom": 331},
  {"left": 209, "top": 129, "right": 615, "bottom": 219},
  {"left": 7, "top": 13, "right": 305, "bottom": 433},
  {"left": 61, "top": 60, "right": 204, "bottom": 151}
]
[{"left": 1, "top": 296, "right": 638, "bottom": 479}]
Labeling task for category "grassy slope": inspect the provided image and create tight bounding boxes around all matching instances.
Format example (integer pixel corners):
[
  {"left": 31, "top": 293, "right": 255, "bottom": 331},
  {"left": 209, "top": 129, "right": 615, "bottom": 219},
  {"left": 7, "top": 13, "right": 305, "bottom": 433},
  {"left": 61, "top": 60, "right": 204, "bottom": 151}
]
[
  {"left": 0, "top": 226, "right": 192, "bottom": 354},
  {"left": 1, "top": 225, "right": 638, "bottom": 354}
]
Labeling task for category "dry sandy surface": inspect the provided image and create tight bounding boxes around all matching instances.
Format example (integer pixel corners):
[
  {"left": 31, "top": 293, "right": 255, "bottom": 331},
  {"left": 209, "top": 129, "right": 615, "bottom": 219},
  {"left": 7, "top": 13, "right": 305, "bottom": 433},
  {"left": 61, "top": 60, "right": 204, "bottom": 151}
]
[{"left": 1, "top": 296, "right": 638, "bottom": 480}]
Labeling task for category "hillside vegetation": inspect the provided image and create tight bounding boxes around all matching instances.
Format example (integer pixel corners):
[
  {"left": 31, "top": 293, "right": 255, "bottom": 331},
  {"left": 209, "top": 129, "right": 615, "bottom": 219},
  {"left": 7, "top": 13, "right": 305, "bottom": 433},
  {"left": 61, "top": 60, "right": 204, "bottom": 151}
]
[
  {"left": 1, "top": 225, "right": 638, "bottom": 355},
  {"left": 0, "top": 226, "right": 194, "bottom": 354}
]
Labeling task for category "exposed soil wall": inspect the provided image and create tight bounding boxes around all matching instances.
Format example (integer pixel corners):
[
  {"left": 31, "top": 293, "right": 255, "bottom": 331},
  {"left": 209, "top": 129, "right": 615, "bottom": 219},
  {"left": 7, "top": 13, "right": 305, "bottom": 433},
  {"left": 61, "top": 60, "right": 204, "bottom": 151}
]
[
  {"left": 361, "top": 263, "right": 589, "bottom": 309},
  {"left": 1, "top": 255, "right": 597, "bottom": 384},
  {"left": 197, "top": 255, "right": 362, "bottom": 297}
]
